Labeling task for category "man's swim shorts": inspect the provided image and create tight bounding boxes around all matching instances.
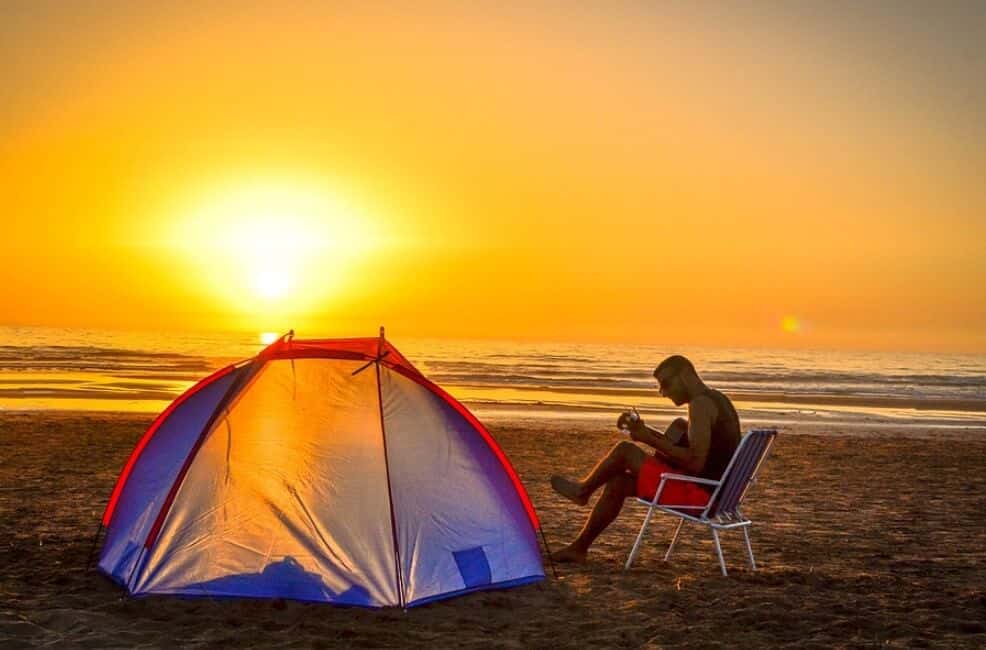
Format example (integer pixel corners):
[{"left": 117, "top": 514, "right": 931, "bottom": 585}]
[{"left": 636, "top": 457, "right": 712, "bottom": 508}]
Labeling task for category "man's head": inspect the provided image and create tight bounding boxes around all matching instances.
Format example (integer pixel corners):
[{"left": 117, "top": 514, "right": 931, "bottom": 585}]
[{"left": 653, "top": 355, "right": 700, "bottom": 406}]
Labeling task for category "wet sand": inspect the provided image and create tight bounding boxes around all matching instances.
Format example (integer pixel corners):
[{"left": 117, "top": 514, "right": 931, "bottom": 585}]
[{"left": 1, "top": 411, "right": 984, "bottom": 648}]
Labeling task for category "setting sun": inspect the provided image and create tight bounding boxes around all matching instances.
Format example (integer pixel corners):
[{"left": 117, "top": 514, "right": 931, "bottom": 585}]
[
  {"left": 148, "top": 180, "right": 383, "bottom": 329},
  {"left": 251, "top": 268, "right": 292, "bottom": 301},
  {"left": 781, "top": 316, "right": 801, "bottom": 334}
]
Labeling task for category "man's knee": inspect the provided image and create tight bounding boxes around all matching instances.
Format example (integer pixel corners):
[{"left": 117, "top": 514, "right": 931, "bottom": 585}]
[
  {"left": 610, "top": 440, "right": 638, "bottom": 458},
  {"left": 667, "top": 417, "right": 689, "bottom": 446}
]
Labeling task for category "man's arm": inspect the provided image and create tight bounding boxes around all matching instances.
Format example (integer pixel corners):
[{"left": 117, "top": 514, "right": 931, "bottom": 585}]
[
  {"left": 626, "top": 422, "right": 664, "bottom": 449},
  {"left": 630, "top": 397, "right": 715, "bottom": 475}
]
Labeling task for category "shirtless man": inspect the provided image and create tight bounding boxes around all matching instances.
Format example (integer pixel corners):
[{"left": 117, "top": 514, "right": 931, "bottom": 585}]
[{"left": 549, "top": 355, "right": 740, "bottom": 563}]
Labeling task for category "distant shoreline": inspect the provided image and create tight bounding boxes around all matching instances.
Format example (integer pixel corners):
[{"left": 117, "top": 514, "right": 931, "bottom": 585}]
[
  {"left": 448, "top": 383, "right": 986, "bottom": 413},
  {"left": 1, "top": 384, "right": 983, "bottom": 413}
]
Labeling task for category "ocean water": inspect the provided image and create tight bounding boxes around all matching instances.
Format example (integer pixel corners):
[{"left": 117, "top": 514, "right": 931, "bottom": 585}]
[{"left": 1, "top": 326, "right": 984, "bottom": 429}]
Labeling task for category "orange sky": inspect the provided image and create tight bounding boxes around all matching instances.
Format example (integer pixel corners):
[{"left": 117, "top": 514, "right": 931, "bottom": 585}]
[{"left": 2, "top": 3, "right": 984, "bottom": 352}]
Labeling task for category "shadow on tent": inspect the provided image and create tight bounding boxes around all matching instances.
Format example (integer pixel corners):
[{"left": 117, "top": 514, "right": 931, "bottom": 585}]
[{"left": 183, "top": 556, "right": 372, "bottom": 606}]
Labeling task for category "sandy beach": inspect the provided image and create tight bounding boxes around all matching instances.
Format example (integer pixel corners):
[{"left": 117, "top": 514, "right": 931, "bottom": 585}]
[{"left": 1, "top": 410, "right": 984, "bottom": 648}]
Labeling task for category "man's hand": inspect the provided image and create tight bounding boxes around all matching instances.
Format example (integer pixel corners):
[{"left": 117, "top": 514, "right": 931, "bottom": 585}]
[
  {"left": 617, "top": 410, "right": 664, "bottom": 449},
  {"left": 617, "top": 410, "right": 648, "bottom": 438},
  {"left": 628, "top": 417, "right": 648, "bottom": 442}
]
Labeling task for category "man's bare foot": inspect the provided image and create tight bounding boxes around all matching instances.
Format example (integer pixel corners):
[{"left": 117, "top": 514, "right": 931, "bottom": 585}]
[
  {"left": 550, "top": 544, "right": 588, "bottom": 564},
  {"left": 550, "top": 475, "right": 588, "bottom": 506}
]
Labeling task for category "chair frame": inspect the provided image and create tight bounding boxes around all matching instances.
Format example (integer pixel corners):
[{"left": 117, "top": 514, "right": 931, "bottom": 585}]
[{"left": 624, "top": 428, "right": 777, "bottom": 575}]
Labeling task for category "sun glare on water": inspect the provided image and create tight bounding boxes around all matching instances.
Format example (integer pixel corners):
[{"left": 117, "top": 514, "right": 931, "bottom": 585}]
[{"left": 259, "top": 331, "right": 279, "bottom": 345}]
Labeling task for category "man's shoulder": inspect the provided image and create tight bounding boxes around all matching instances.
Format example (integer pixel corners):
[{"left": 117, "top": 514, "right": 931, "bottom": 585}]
[
  {"left": 687, "top": 392, "right": 717, "bottom": 413},
  {"left": 705, "top": 387, "right": 736, "bottom": 407}
]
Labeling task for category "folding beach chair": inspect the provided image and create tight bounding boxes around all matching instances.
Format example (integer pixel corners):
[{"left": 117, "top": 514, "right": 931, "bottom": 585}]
[{"left": 624, "top": 428, "right": 777, "bottom": 575}]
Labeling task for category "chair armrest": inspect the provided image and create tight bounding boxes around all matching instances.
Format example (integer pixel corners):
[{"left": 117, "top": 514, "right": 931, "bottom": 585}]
[
  {"left": 659, "top": 472, "right": 720, "bottom": 487},
  {"left": 638, "top": 502, "right": 706, "bottom": 510}
]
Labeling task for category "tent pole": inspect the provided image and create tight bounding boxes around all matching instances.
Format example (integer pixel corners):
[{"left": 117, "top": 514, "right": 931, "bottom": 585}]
[
  {"left": 85, "top": 521, "right": 103, "bottom": 570},
  {"left": 375, "top": 360, "right": 406, "bottom": 607},
  {"left": 539, "top": 528, "right": 559, "bottom": 579}
]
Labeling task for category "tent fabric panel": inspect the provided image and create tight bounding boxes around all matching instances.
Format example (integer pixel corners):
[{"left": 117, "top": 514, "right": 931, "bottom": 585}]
[
  {"left": 380, "top": 367, "right": 544, "bottom": 605},
  {"left": 98, "top": 366, "right": 243, "bottom": 583},
  {"left": 387, "top": 364, "right": 540, "bottom": 530},
  {"left": 134, "top": 358, "right": 400, "bottom": 606}
]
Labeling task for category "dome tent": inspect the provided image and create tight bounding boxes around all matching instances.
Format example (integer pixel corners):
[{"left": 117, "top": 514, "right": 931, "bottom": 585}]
[{"left": 98, "top": 330, "right": 544, "bottom": 607}]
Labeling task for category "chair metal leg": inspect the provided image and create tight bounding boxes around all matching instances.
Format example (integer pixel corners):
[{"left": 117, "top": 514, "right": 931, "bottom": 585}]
[
  {"left": 742, "top": 525, "right": 756, "bottom": 571},
  {"left": 663, "top": 519, "right": 684, "bottom": 562},
  {"left": 625, "top": 506, "right": 656, "bottom": 570},
  {"left": 711, "top": 527, "right": 727, "bottom": 576}
]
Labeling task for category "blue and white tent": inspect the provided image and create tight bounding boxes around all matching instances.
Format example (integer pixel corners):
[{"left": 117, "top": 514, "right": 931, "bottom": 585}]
[{"left": 98, "top": 332, "right": 544, "bottom": 607}]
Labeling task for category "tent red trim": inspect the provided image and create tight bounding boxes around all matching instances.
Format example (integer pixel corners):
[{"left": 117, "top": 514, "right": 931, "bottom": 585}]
[
  {"left": 100, "top": 364, "right": 236, "bottom": 527},
  {"left": 262, "top": 338, "right": 421, "bottom": 376}
]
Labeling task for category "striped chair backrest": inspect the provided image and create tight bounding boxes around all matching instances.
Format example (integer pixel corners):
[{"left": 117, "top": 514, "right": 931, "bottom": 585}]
[{"left": 707, "top": 429, "right": 777, "bottom": 519}]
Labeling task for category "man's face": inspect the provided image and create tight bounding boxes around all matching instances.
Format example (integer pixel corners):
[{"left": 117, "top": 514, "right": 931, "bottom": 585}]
[{"left": 656, "top": 369, "right": 687, "bottom": 405}]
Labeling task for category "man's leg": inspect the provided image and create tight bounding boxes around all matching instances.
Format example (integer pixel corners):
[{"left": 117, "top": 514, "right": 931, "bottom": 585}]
[
  {"left": 551, "top": 473, "right": 637, "bottom": 563},
  {"left": 551, "top": 440, "right": 647, "bottom": 505}
]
